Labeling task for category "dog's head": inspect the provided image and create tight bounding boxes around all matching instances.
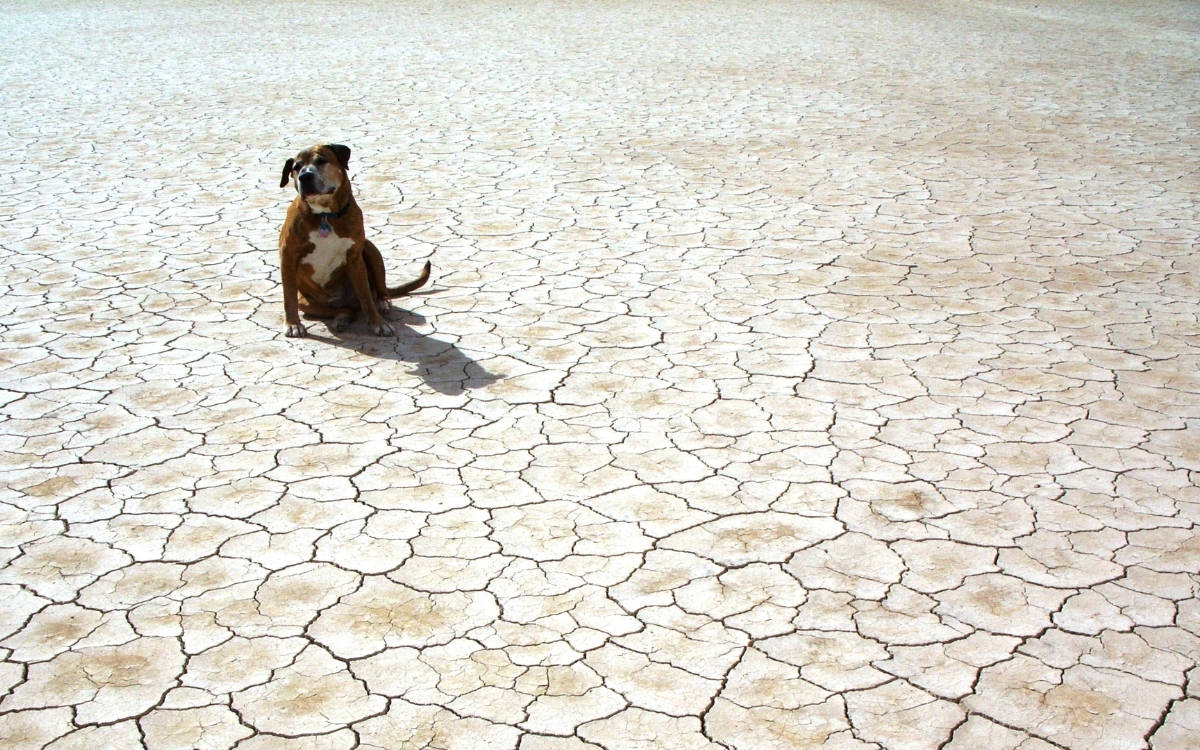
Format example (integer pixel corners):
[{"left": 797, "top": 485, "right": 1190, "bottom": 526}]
[{"left": 279, "top": 144, "right": 351, "bottom": 210}]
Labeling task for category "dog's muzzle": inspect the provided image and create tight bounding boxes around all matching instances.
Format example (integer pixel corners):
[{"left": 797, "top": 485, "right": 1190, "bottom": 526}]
[{"left": 297, "top": 168, "right": 320, "bottom": 196}]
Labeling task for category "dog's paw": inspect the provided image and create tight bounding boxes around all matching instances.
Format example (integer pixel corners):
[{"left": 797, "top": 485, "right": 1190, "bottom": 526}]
[
  {"left": 285, "top": 323, "right": 307, "bottom": 338},
  {"left": 371, "top": 321, "right": 396, "bottom": 337},
  {"left": 376, "top": 298, "right": 392, "bottom": 315},
  {"left": 333, "top": 314, "right": 353, "bottom": 333}
]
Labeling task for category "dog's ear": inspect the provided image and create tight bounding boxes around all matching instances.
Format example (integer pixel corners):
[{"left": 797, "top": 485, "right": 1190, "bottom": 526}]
[
  {"left": 279, "top": 158, "right": 294, "bottom": 188},
  {"left": 326, "top": 144, "right": 351, "bottom": 170}
]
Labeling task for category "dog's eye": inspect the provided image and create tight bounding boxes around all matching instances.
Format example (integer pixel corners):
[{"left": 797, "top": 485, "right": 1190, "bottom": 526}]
[{"left": 314, "top": 157, "right": 326, "bottom": 166}]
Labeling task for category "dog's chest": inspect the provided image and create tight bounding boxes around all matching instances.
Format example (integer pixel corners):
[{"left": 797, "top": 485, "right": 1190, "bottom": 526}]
[{"left": 302, "top": 229, "right": 353, "bottom": 287}]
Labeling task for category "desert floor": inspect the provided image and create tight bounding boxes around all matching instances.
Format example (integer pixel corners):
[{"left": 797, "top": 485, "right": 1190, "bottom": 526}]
[{"left": 1, "top": 2, "right": 1198, "bottom": 748}]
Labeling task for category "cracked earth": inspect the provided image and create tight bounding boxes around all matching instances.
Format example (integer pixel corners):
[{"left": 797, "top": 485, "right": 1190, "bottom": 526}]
[{"left": 1, "top": 1, "right": 1199, "bottom": 748}]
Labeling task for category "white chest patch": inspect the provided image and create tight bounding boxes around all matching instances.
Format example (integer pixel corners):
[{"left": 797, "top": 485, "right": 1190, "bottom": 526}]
[{"left": 304, "top": 230, "right": 353, "bottom": 287}]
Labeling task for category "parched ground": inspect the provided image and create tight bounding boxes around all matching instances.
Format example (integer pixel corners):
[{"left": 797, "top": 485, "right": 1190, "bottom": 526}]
[{"left": 1, "top": 1, "right": 1198, "bottom": 748}]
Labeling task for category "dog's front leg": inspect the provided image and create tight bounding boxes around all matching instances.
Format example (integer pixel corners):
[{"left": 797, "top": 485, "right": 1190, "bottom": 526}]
[
  {"left": 280, "top": 253, "right": 307, "bottom": 338},
  {"left": 347, "top": 243, "right": 394, "bottom": 336}
]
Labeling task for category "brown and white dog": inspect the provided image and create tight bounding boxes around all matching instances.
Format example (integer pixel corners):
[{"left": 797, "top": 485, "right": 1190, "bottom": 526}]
[{"left": 277, "top": 144, "right": 430, "bottom": 337}]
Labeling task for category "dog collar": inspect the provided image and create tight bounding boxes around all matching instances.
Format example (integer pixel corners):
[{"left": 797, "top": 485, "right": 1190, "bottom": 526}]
[
  {"left": 312, "top": 200, "right": 350, "bottom": 219},
  {"left": 313, "top": 199, "right": 350, "bottom": 237}
]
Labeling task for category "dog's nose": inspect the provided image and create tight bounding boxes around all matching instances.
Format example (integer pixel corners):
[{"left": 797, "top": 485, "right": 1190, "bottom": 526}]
[{"left": 298, "top": 169, "right": 317, "bottom": 182}]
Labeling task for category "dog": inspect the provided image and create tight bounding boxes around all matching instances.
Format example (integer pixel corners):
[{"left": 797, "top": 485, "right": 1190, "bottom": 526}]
[{"left": 277, "top": 143, "right": 430, "bottom": 337}]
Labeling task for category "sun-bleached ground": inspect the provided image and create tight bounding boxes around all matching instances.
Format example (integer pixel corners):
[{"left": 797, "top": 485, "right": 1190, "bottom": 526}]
[{"left": 1, "top": 1, "right": 1198, "bottom": 748}]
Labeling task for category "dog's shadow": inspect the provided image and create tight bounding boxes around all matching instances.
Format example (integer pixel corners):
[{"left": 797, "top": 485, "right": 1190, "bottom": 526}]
[{"left": 304, "top": 292, "right": 501, "bottom": 396}]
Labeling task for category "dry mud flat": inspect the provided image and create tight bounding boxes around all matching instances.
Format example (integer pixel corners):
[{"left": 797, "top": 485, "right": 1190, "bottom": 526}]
[{"left": 1, "top": 1, "right": 1198, "bottom": 748}]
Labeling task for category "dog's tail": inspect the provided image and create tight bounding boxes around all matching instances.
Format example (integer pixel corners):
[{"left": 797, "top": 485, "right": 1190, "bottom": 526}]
[{"left": 386, "top": 261, "right": 432, "bottom": 298}]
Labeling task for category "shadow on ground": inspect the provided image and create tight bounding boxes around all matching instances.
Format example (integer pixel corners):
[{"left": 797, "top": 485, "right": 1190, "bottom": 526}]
[{"left": 303, "top": 292, "right": 501, "bottom": 396}]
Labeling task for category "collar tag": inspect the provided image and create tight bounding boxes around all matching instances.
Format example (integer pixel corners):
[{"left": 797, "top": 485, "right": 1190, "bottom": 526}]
[{"left": 318, "top": 216, "right": 332, "bottom": 237}]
